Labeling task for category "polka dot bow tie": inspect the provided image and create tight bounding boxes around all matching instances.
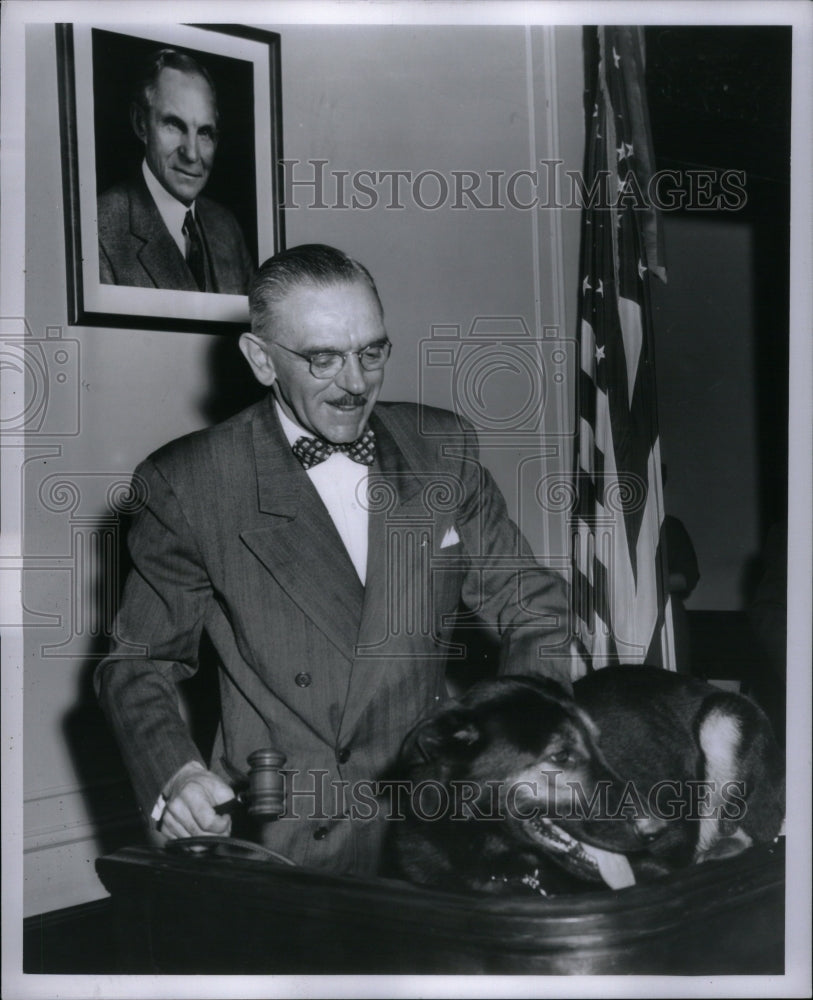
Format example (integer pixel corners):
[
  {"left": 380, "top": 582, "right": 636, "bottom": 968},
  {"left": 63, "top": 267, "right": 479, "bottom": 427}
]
[{"left": 291, "top": 428, "right": 376, "bottom": 470}]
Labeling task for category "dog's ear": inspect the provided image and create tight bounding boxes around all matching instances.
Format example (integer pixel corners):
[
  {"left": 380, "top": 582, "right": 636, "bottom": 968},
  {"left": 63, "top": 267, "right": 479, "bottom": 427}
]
[{"left": 402, "top": 708, "right": 481, "bottom": 766}]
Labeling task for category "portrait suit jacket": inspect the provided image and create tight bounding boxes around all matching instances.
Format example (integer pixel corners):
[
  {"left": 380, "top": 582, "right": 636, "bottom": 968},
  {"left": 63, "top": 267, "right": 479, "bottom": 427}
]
[
  {"left": 97, "top": 173, "right": 255, "bottom": 294},
  {"left": 95, "top": 397, "right": 571, "bottom": 875}
]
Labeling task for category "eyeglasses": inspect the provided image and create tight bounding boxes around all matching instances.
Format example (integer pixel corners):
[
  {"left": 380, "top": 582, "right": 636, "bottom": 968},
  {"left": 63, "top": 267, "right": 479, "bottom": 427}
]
[{"left": 271, "top": 339, "right": 392, "bottom": 379}]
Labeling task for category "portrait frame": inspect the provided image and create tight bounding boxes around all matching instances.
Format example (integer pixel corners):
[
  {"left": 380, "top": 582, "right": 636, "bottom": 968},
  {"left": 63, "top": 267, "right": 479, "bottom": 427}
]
[{"left": 56, "top": 22, "right": 284, "bottom": 333}]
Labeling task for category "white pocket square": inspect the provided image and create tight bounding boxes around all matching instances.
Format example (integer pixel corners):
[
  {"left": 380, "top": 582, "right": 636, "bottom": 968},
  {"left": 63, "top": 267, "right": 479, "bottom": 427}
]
[{"left": 440, "top": 526, "right": 460, "bottom": 549}]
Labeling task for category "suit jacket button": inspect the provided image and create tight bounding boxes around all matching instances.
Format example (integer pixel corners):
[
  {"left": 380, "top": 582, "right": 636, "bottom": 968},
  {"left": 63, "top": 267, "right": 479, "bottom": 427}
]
[
  {"left": 313, "top": 826, "right": 329, "bottom": 841},
  {"left": 336, "top": 747, "right": 351, "bottom": 764},
  {"left": 295, "top": 672, "right": 312, "bottom": 687}
]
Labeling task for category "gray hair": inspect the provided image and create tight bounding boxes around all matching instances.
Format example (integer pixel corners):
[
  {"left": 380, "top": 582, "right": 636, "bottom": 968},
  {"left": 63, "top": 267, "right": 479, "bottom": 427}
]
[
  {"left": 249, "top": 244, "right": 384, "bottom": 339},
  {"left": 132, "top": 48, "right": 219, "bottom": 122}
]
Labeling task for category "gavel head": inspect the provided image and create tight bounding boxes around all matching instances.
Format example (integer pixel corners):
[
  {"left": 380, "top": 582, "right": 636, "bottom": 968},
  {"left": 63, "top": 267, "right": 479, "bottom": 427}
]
[{"left": 246, "top": 748, "right": 287, "bottom": 819}]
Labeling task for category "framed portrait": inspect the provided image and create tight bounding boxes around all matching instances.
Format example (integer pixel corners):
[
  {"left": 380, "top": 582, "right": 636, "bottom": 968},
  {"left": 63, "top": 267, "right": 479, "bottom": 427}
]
[{"left": 56, "top": 22, "right": 284, "bottom": 333}]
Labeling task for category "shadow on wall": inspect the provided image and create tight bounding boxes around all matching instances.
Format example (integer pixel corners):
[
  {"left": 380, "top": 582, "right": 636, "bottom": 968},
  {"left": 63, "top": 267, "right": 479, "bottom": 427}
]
[
  {"left": 66, "top": 537, "right": 229, "bottom": 861},
  {"left": 199, "top": 333, "right": 266, "bottom": 425},
  {"left": 62, "top": 511, "right": 145, "bottom": 860}
]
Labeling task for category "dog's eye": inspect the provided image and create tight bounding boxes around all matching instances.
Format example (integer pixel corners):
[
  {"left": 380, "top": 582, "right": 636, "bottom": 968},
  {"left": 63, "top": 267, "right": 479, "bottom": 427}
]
[{"left": 546, "top": 750, "right": 572, "bottom": 765}]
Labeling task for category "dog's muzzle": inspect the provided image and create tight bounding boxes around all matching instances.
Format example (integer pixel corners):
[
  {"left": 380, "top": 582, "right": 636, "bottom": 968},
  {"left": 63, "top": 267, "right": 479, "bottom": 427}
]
[{"left": 524, "top": 815, "right": 636, "bottom": 889}]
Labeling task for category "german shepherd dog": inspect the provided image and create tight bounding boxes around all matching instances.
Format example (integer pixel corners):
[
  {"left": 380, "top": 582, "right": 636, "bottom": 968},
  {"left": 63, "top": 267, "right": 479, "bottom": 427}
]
[{"left": 388, "top": 666, "right": 784, "bottom": 895}]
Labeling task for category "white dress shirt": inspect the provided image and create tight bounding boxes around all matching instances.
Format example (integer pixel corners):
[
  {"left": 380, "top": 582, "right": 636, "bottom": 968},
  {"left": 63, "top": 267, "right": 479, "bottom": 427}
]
[
  {"left": 142, "top": 160, "right": 195, "bottom": 259},
  {"left": 275, "top": 402, "right": 369, "bottom": 585}
]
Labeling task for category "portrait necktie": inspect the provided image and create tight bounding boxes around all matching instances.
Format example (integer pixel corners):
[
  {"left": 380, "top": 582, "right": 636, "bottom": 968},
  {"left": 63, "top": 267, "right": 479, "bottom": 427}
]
[
  {"left": 291, "top": 428, "right": 376, "bottom": 470},
  {"left": 183, "top": 210, "right": 208, "bottom": 292}
]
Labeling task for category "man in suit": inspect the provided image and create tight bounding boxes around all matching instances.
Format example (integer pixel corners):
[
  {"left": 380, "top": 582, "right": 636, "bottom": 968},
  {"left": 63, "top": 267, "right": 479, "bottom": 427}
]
[
  {"left": 97, "top": 48, "right": 254, "bottom": 294},
  {"left": 95, "top": 244, "right": 573, "bottom": 875}
]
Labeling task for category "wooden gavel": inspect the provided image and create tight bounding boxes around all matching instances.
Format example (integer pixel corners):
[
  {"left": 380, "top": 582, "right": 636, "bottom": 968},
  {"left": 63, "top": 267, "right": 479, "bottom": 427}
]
[
  {"left": 215, "top": 747, "right": 287, "bottom": 822},
  {"left": 245, "top": 748, "right": 287, "bottom": 820}
]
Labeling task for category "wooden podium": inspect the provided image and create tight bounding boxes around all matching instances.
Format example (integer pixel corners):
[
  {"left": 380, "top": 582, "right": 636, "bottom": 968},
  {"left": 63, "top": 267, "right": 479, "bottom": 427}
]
[{"left": 95, "top": 838, "right": 785, "bottom": 975}]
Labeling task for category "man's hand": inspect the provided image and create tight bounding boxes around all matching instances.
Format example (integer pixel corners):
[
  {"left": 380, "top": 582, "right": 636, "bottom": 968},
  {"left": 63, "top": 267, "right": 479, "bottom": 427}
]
[{"left": 159, "top": 761, "right": 235, "bottom": 839}]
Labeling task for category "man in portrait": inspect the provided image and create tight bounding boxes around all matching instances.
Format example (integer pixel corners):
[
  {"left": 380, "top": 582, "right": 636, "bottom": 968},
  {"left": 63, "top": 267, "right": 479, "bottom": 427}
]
[{"left": 97, "top": 48, "right": 254, "bottom": 294}]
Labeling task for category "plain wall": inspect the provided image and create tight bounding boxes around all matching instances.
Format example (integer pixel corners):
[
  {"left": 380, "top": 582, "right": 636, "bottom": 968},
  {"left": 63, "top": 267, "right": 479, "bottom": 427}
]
[{"left": 652, "top": 214, "right": 760, "bottom": 610}]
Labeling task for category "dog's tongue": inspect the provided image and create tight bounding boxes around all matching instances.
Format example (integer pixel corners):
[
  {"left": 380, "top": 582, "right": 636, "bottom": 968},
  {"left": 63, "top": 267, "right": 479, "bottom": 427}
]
[{"left": 579, "top": 843, "right": 636, "bottom": 889}]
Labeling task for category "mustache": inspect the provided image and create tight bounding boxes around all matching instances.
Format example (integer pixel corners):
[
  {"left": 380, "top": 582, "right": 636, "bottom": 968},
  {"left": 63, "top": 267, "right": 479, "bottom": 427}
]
[{"left": 330, "top": 394, "right": 368, "bottom": 406}]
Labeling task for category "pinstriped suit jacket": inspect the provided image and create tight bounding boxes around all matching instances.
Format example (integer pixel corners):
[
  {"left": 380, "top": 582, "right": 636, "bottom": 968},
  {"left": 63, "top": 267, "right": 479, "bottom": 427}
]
[
  {"left": 95, "top": 397, "right": 571, "bottom": 874},
  {"left": 97, "top": 174, "right": 255, "bottom": 294}
]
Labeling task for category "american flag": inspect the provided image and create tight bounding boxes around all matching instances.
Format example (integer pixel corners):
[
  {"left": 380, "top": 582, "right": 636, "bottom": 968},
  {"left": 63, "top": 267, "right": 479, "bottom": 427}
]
[{"left": 572, "top": 27, "right": 675, "bottom": 671}]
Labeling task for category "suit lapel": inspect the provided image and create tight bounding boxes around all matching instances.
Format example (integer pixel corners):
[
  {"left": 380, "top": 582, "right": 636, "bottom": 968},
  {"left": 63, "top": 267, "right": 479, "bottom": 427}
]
[
  {"left": 338, "top": 409, "right": 430, "bottom": 740},
  {"left": 239, "top": 399, "right": 365, "bottom": 663},
  {"left": 358, "top": 409, "right": 424, "bottom": 610},
  {"left": 128, "top": 176, "right": 198, "bottom": 291}
]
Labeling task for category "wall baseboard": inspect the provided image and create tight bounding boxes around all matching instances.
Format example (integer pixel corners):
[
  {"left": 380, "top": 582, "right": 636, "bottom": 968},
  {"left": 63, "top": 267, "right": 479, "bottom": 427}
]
[{"left": 23, "top": 897, "right": 117, "bottom": 974}]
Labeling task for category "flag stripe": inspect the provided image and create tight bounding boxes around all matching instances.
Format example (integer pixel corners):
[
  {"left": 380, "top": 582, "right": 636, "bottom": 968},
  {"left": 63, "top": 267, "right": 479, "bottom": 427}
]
[{"left": 572, "top": 26, "right": 675, "bottom": 672}]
